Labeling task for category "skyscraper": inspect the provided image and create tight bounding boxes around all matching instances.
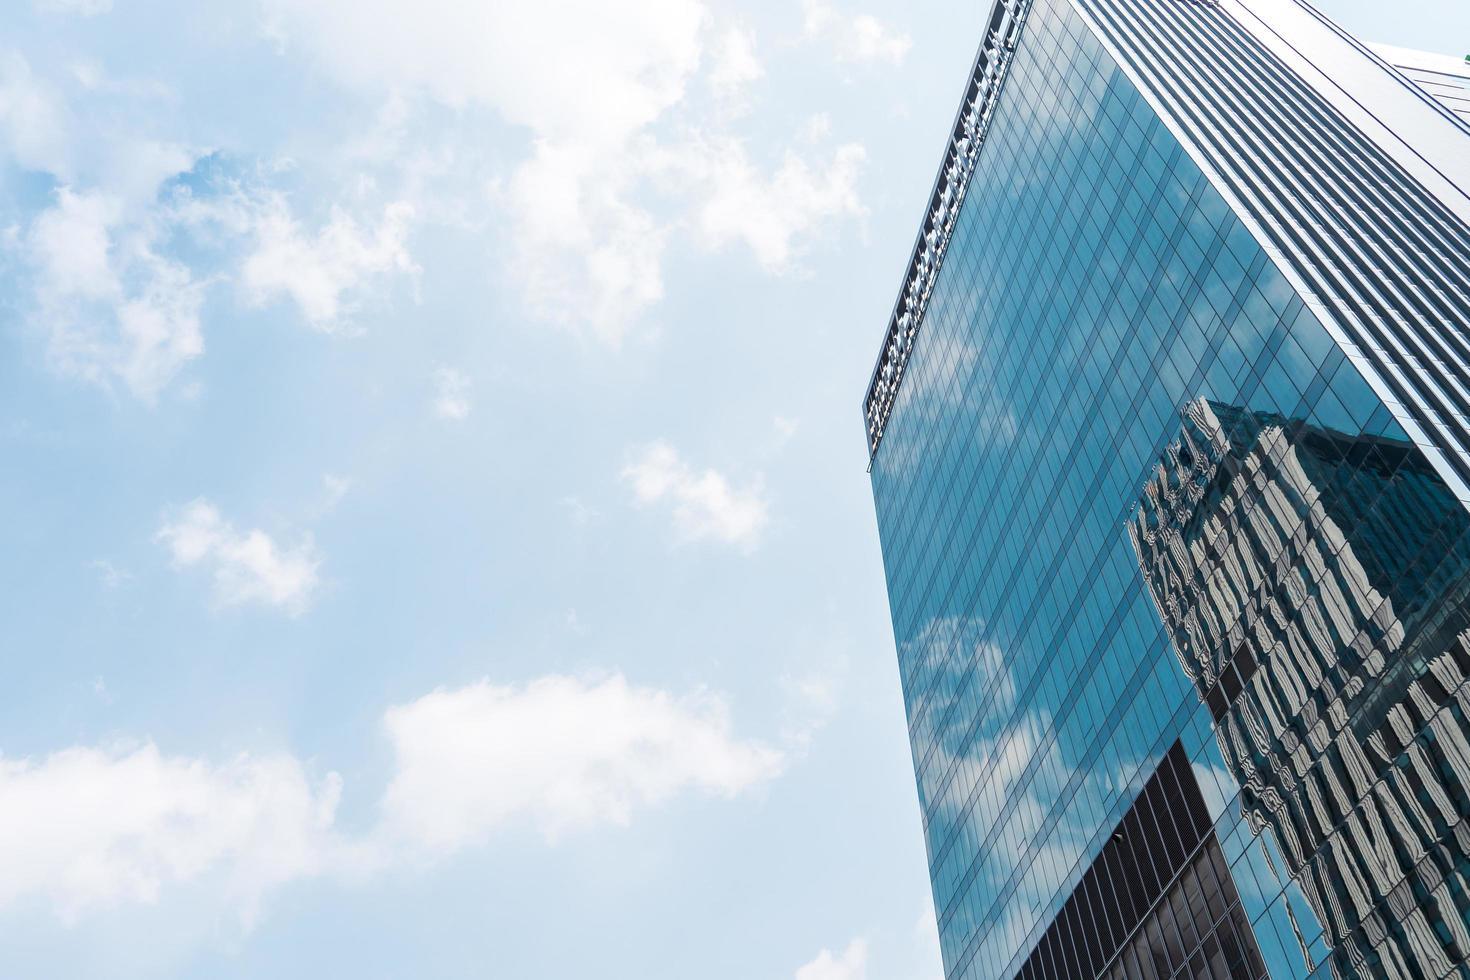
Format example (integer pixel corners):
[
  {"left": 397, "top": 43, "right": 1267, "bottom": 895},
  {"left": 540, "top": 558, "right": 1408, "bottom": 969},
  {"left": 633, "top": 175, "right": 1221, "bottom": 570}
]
[{"left": 861, "top": 0, "right": 1470, "bottom": 977}]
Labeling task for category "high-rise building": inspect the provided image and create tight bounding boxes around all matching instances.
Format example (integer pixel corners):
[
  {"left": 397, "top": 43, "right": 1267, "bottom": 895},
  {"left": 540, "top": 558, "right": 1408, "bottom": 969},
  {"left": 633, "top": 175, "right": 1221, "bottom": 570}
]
[{"left": 861, "top": 0, "right": 1470, "bottom": 978}]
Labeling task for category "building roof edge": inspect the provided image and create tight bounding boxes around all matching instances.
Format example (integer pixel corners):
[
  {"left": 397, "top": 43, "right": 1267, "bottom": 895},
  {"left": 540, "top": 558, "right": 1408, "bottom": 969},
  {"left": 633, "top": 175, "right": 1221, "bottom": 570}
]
[{"left": 861, "top": 0, "right": 1031, "bottom": 463}]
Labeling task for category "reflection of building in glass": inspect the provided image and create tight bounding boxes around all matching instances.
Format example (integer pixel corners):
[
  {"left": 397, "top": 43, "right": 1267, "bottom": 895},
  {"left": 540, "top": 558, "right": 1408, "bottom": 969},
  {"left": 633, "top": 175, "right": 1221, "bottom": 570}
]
[
  {"left": 1017, "top": 741, "right": 1268, "bottom": 979},
  {"left": 1130, "top": 399, "right": 1470, "bottom": 978}
]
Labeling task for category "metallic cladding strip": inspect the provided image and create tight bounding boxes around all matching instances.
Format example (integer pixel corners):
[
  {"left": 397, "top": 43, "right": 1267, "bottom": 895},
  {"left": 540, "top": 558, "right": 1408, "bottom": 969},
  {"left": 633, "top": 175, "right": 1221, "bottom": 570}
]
[
  {"left": 861, "top": 0, "right": 1033, "bottom": 461},
  {"left": 1290, "top": 2, "right": 1470, "bottom": 153}
]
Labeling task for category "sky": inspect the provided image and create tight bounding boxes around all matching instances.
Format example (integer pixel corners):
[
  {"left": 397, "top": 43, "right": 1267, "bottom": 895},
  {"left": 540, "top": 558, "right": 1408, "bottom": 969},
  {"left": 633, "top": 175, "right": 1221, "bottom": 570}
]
[{"left": 0, "top": 1, "right": 1463, "bottom": 978}]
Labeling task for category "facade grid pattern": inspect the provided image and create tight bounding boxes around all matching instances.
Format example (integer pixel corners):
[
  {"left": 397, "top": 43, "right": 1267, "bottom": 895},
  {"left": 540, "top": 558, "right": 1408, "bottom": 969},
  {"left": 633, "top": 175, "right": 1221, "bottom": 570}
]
[{"left": 866, "top": 0, "right": 1470, "bottom": 978}]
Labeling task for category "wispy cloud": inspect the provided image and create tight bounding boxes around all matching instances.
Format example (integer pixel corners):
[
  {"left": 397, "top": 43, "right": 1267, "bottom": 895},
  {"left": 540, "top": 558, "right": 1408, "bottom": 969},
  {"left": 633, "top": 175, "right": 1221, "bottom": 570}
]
[
  {"left": 318, "top": 474, "right": 352, "bottom": 515},
  {"left": 779, "top": 669, "right": 842, "bottom": 754},
  {"left": 25, "top": 186, "right": 205, "bottom": 401},
  {"left": 3, "top": 55, "right": 422, "bottom": 400},
  {"left": 431, "top": 366, "right": 472, "bottom": 420},
  {"left": 677, "top": 134, "right": 866, "bottom": 273},
  {"left": 622, "top": 440, "right": 769, "bottom": 550},
  {"left": 87, "top": 558, "right": 133, "bottom": 590},
  {"left": 261, "top": 0, "right": 867, "bottom": 342},
  {"left": 0, "top": 52, "right": 73, "bottom": 175},
  {"left": 802, "top": 0, "right": 912, "bottom": 65},
  {"left": 239, "top": 198, "right": 418, "bottom": 330},
  {"left": 156, "top": 499, "right": 322, "bottom": 615},
  {"left": 0, "top": 54, "right": 218, "bottom": 401},
  {"left": 561, "top": 494, "right": 598, "bottom": 526},
  {"left": 169, "top": 183, "right": 420, "bottom": 333},
  {"left": 262, "top": 0, "right": 702, "bottom": 343},
  {"left": 795, "top": 939, "right": 869, "bottom": 980},
  {"left": 708, "top": 25, "right": 763, "bottom": 105}
]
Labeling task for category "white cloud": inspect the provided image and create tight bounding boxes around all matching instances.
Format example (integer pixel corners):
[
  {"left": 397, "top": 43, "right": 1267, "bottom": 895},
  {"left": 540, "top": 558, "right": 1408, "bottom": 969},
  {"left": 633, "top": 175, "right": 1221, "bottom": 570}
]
[
  {"left": 784, "top": 671, "right": 839, "bottom": 719},
  {"left": 261, "top": 0, "right": 703, "bottom": 145},
  {"left": 505, "top": 130, "right": 865, "bottom": 337},
  {"left": 0, "top": 742, "right": 341, "bottom": 925},
  {"left": 258, "top": 0, "right": 700, "bottom": 339},
  {"left": 261, "top": 0, "right": 865, "bottom": 341},
  {"left": 0, "top": 52, "right": 72, "bottom": 175},
  {"left": 795, "top": 939, "right": 869, "bottom": 980},
  {"left": 2, "top": 51, "right": 422, "bottom": 396},
  {"left": 1, "top": 53, "right": 420, "bottom": 397},
  {"left": 102, "top": 139, "right": 197, "bottom": 212},
  {"left": 803, "top": 0, "right": 912, "bottom": 65},
  {"left": 24, "top": 181, "right": 415, "bottom": 399},
  {"left": 0, "top": 672, "right": 778, "bottom": 926},
  {"left": 622, "top": 441, "right": 769, "bottom": 550},
  {"left": 0, "top": 52, "right": 193, "bottom": 205},
  {"left": 503, "top": 138, "right": 667, "bottom": 344},
  {"left": 26, "top": 187, "right": 206, "bottom": 401},
  {"left": 431, "top": 366, "right": 471, "bottom": 420},
  {"left": 240, "top": 197, "right": 417, "bottom": 330},
  {"left": 709, "top": 25, "right": 763, "bottom": 103},
  {"left": 680, "top": 136, "right": 866, "bottom": 272},
  {"left": 260, "top": 0, "right": 699, "bottom": 340},
  {"left": 378, "top": 673, "right": 783, "bottom": 851},
  {"left": 29, "top": 188, "right": 115, "bottom": 300},
  {"left": 156, "top": 499, "right": 322, "bottom": 615},
  {"left": 0, "top": 60, "right": 213, "bottom": 401},
  {"left": 800, "top": 113, "right": 833, "bottom": 143},
  {"left": 112, "top": 251, "right": 208, "bottom": 396}
]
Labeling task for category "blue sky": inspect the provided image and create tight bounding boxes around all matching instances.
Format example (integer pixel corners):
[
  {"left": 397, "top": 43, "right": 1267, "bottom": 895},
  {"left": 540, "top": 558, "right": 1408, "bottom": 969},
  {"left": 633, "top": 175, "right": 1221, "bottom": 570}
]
[{"left": 0, "top": 1, "right": 1462, "bottom": 978}]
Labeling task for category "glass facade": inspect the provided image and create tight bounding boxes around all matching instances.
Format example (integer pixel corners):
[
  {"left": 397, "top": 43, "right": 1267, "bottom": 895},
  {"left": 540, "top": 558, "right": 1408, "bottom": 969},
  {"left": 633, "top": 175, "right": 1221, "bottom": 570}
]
[{"left": 863, "top": 0, "right": 1470, "bottom": 977}]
